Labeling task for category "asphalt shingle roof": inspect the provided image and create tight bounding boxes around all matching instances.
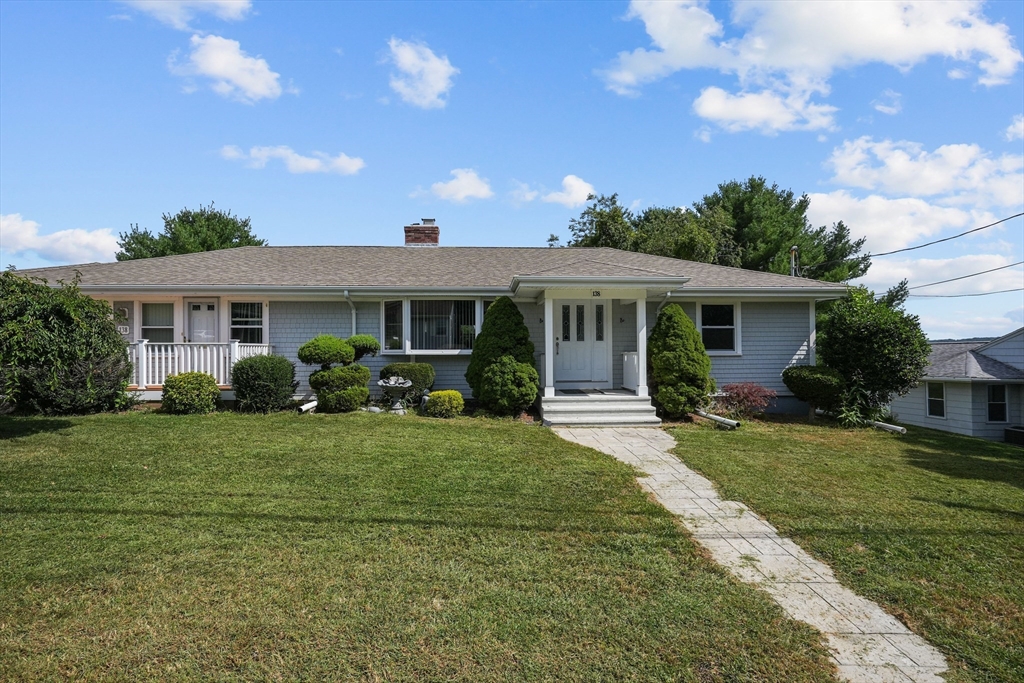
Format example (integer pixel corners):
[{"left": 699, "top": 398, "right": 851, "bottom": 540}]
[
  {"left": 15, "top": 246, "right": 847, "bottom": 291},
  {"left": 925, "top": 341, "right": 1024, "bottom": 381}
]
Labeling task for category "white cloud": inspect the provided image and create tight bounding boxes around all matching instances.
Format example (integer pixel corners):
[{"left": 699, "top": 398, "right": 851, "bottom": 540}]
[
  {"left": 693, "top": 86, "right": 837, "bottom": 133},
  {"left": 509, "top": 180, "right": 539, "bottom": 204},
  {"left": 694, "top": 126, "right": 712, "bottom": 143},
  {"left": 387, "top": 38, "right": 459, "bottom": 109},
  {"left": 872, "top": 89, "right": 902, "bottom": 115},
  {"left": 602, "top": 1, "right": 1022, "bottom": 133},
  {"left": 918, "top": 310, "right": 1022, "bottom": 341},
  {"left": 430, "top": 169, "right": 493, "bottom": 203},
  {"left": 220, "top": 145, "right": 365, "bottom": 175},
  {"left": 1, "top": 213, "right": 118, "bottom": 264},
  {"left": 826, "top": 136, "right": 1024, "bottom": 208},
  {"left": 542, "top": 175, "right": 595, "bottom": 208},
  {"left": 171, "top": 34, "right": 282, "bottom": 104},
  {"left": 123, "top": 0, "right": 250, "bottom": 31},
  {"left": 855, "top": 253, "right": 1024, "bottom": 296},
  {"left": 1006, "top": 114, "right": 1024, "bottom": 141},
  {"left": 806, "top": 190, "right": 989, "bottom": 253}
]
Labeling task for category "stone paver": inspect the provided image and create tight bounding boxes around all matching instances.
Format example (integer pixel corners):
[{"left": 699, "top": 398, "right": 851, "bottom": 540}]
[{"left": 555, "top": 427, "right": 947, "bottom": 683}]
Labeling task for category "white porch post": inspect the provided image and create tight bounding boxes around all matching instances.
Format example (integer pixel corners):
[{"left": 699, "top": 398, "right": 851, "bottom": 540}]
[
  {"left": 136, "top": 339, "right": 148, "bottom": 388},
  {"left": 543, "top": 296, "right": 555, "bottom": 398},
  {"left": 636, "top": 299, "right": 648, "bottom": 397},
  {"left": 229, "top": 339, "right": 240, "bottom": 386}
]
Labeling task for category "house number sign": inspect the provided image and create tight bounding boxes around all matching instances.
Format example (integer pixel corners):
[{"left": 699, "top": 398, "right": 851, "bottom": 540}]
[
  {"left": 592, "top": 290, "right": 601, "bottom": 297},
  {"left": 117, "top": 325, "right": 130, "bottom": 335}
]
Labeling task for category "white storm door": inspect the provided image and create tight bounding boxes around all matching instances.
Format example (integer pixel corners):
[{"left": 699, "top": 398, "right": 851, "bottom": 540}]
[
  {"left": 187, "top": 301, "right": 218, "bottom": 343},
  {"left": 555, "top": 301, "right": 592, "bottom": 382}
]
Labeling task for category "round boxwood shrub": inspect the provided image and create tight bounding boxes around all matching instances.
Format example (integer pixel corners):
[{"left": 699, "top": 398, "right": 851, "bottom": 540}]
[
  {"left": 318, "top": 385, "right": 370, "bottom": 413},
  {"left": 162, "top": 371, "right": 220, "bottom": 415},
  {"left": 465, "top": 296, "right": 535, "bottom": 398},
  {"left": 782, "top": 365, "right": 845, "bottom": 417},
  {"left": 297, "top": 335, "right": 355, "bottom": 370},
  {"left": 232, "top": 354, "right": 297, "bottom": 413},
  {"left": 479, "top": 355, "right": 539, "bottom": 416},
  {"left": 347, "top": 334, "right": 381, "bottom": 361},
  {"left": 647, "top": 304, "right": 714, "bottom": 419},
  {"left": 424, "top": 390, "right": 464, "bottom": 418},
  {"left": 379, "top": 362, "right": 435, "bottom": 401}
]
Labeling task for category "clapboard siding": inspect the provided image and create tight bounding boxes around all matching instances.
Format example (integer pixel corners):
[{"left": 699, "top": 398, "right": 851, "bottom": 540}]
[
  {"left": 891, "top": 382, "right": 975, "bottom": 436},
  {"left": 268, "top": 301, "right": 350, "bottom": 397},
  {"left": 979, "top": 329, "right": 1024, "bottom": 370}
]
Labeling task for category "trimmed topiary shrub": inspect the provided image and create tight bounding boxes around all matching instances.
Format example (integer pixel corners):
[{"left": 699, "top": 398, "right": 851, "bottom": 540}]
[
  {"left": 424, "top": 390, "right": 465, "bottom": 418},
  {"left": 311, "top": 364, "right": 371, "bottom": 393},
  {"left": 297, "top": 335, "right": 355, "bottom": 370},
  {"left": 465, "top": 296, "right": 535, "bottom": 398},
  {"left": 717, "top": 382, "right": 776, "bottom": 418},
  {"left": 317, "top": 385, "right": 370, "bottom": 413},
  {"left": 647, "top": 304, "right": 714, "bottom": 419},
  {"left": 782, "top": 365, "right": 845, "bottom": 418},
  {"left": 232, "top": 354, "right": 297, "bottom": 413},
  {"left": 379, "top": 362, "right": 435, "bottom": 401},
  {"left": 162, "top": 371, "right": 220, "bottom": 414},
  {"left": 479, "top": 355, "right": 539, "bottom": 416},
  {"left": 346, "top": 334, "right": 381, "bottom": 361},
  {"left": 1, "top": 271, "right": 132, "bottom": 415}
]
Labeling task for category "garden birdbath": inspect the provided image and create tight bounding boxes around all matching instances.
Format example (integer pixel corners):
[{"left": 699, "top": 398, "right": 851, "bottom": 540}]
[{"left": 378, "top": 376, "right": 413, "bottom": 415}]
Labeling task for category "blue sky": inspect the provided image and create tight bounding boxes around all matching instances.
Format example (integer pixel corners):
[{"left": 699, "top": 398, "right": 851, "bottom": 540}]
[{"left": 1, "top": 0, "right": 1022, "bottom": 339}]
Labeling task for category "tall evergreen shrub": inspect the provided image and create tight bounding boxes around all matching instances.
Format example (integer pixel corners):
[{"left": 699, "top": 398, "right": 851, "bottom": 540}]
[
  {"left": 465, "top": 296, "right": 535, "bottom": 398},
  {"left": 647, "top": 304, "right": 714, "bottom": 418}
]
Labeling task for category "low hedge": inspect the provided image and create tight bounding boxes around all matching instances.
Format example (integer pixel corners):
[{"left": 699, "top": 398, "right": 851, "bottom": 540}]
[
  {"left": 379, "top": 363, "right": 435, "bottom": 401},
  {"left": 162, "top": 371, "right": 220, "bottom": 415},
  {"left": 232, "top": 354, "right": 297, "bottom": 413},
  {"left": 782, "top": 365, "right": 845, "bottom": 415},
  {"left": 479, "top": 355, "right": 538, "bottom": 416},
  {"left": 424, "top": 390, "right": 464, "bottom": 418}
]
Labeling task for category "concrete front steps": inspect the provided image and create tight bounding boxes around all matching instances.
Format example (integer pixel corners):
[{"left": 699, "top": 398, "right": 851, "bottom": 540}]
[{"left": 540, "top": 394, "right": 661, "bottom": 427}]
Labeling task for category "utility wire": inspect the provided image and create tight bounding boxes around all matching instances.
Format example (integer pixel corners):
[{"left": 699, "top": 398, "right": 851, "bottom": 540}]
[
  {"left": 908, "top": 288, "right": 1024, "bottom": 298},
  {"left": 803, "top": 211, "right": 1024, "bottom": 272},
  {"left": 907, "top": 260, "right": 1024, "bottom": 290}
]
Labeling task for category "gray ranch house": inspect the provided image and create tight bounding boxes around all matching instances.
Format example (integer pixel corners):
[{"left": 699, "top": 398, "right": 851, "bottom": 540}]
[
  {"left": 19, "top": 220, "right": 847, "bottom": 426},
  {"left": 890, "top": 327, "right": 1024, "bottom": 442}
]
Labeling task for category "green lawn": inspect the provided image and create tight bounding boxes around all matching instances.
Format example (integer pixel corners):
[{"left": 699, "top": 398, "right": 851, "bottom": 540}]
[
  {"left": 0, "top": 412, "right": 834, "bottom": 682},
  {"left": 668, "top": 418, "right": 1024, "bottom": 683}
]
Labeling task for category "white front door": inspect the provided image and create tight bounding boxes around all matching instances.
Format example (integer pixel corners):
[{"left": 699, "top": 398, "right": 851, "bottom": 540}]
[
  {"left": 554, "top": 300, "right": 610, "bottom": 388},
  {"left": 187, "top": 301, "right": 218, "bottom": 343}
]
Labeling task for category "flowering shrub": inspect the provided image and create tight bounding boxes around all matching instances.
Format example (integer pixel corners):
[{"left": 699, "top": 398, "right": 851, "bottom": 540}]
[{"left": 717, "top": 383, "right": 776, "bottom": 418}]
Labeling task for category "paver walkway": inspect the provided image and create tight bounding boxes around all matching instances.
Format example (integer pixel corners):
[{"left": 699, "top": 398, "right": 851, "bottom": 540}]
[{"left": 555, "top": 427, "right": 948, "bottom": 683}]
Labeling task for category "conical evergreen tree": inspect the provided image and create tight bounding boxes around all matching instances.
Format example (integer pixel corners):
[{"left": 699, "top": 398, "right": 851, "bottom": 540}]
[
  {"left": 465, "top": 296, "right": 535, "bottom": 398},
  {"left": 647, "top": 304, "right": 714, "bottom": 418}
]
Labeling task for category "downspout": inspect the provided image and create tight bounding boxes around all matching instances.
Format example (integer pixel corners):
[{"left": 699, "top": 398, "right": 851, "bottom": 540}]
[
  {"left": 656, "top": 291, "right": 673, "bottom": 314},
  {"left": 344, "top": 290, "right": 356, "bottom": 336}
]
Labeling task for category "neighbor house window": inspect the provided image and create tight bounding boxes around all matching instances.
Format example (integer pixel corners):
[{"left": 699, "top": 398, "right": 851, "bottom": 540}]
[
  {"left": 230, "top": 302, "right": 263, "bottom": 344},
  {"left": 141, "top": 303, "right": 174, "bottom": 343},
  {"left": 383, "top": 300, "right": 403, "bottom": 351},
  {"left": 988, "top": 385, "right": 1007, "bottom": 422},
  {"left": 926, "top": 382, "right": 945, "bottom": 418},
  {"left": 701, "top": 304, "right": 737, "bottom": 352},
  {"left": 410, "top": 300, "right": 476, "bottom": 350}
]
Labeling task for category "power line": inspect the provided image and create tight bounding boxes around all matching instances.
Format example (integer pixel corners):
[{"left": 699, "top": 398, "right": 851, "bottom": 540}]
[
  {"left": 908, "top": 288, "right": 1024, "bottom": 298},
  {"left": 803, "top": 211, "right": 1024, "bottom": 272},
  {"left": 907, "top": 261, "right": 1024, "bottom": 290}
]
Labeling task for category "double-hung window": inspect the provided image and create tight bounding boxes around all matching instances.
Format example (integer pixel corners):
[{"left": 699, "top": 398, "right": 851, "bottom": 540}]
[
  {"left": 230, "top": 302, "right": 263, "bottom": 344},
  {"left": 141, "top": 303, "right": 174, "bottom": 342},
  {"left": 988, "top": 385, "right": 1007, "bottom": 422},
  {"left": 700, "top": 303, "right": 738, "bottom": 353},
  {"left": 926, "top": 382, "right": 945, "bottom": 418}
]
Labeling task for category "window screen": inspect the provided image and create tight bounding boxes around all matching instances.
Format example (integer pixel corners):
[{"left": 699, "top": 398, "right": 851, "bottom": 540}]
[
  {"left": 141, "top": 303, "right": 174, "bottom": 343},
  {"left": 927, "top": 382, "right": 945, "bottom": 418},
  {"left": 701, "top": 304, "right": 735, "bottom": 351},
  {"left": 410, "top": 300, "right": 476, "bottom": 350},
  {"left": 988, "top": 385, "right": 1007, "bottom": 422},
  {"left": 384, "top": 300, "right": 403, "bottom": 351}
]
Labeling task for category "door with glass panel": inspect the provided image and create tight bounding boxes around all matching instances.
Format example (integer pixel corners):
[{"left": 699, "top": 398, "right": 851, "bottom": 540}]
[
  {"left": 554, "top": 300, "right": 609, "bottom": 386},
  {"left": 186, "top": 300, "right": 218, "bottom": 343}
]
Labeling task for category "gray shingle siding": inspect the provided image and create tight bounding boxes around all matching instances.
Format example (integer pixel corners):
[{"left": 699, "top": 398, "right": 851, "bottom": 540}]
[{"left": 268, "top": 301, "right": 349, "bottom": 397}]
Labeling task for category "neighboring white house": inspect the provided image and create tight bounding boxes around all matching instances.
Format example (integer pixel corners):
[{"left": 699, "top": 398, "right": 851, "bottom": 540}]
[
  {"left": 17, "top": 220, "right": 848, "bottom": 426},
  {"left": 890, "top": 328, "right": 1024, "bottom": 442}
]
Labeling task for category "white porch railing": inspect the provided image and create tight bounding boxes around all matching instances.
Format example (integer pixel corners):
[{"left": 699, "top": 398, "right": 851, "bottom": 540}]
[{"left": 127, "top": 340, "right": 273, "bottom": 388}]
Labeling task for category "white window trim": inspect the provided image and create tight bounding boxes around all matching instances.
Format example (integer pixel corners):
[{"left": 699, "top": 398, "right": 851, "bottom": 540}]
[
  {"left": 225, "top": 299, "right": 269, "bottom": 345},
  {"left": 697, "top": 301, "right": 742, "bottom": 356},
  {"left": 986, "top": 384, "right": 1008, "bottom": 423},
  {"left": 380, "top": 298, "right": 483, "bottom": 355},
  {"left": 925, "top": 381, "right": 946, "bottom": 420}
]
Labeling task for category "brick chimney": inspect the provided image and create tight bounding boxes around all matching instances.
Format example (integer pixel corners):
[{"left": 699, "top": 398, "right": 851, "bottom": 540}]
[{"left": 404, "top": 218, "right": 440, "bottom": 246}]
